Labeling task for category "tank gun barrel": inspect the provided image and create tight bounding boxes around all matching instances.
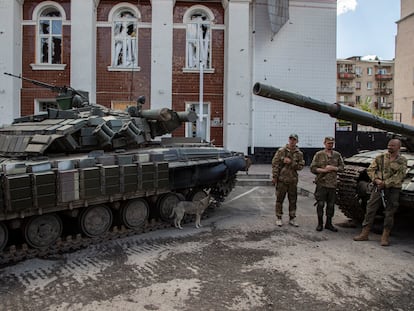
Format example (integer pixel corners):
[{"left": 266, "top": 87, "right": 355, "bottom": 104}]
[
  {"left": 253, "top": 82, "right": 414, "bottom": 138},
  {"left": 176, "top": 111, "right": 197, "bottom": 122},
  {"left": 140, "top": 108, "right": 172, "bottom": 121}
]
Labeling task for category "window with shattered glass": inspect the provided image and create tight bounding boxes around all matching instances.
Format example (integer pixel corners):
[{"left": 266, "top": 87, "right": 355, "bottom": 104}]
[
  {"left": 38, "top": 7, "right": 62, "bottom": 64},
  {"left": 112, "top": 10, "right": 138, "bottom": 68},
  {"left": 185, "top": 11, "right": 211, "bottom": 70}
]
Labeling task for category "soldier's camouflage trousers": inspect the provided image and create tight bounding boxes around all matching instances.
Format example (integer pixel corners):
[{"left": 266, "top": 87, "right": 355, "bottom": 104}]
[
  {"left": 314, "top": 185, "right": 336, "bottom": 218},
  {"left": 362, "top": 187, "right": 400, "bottom": 230},
  {"left": 275, "top": 181, "right": 298, "bottom": 219}
]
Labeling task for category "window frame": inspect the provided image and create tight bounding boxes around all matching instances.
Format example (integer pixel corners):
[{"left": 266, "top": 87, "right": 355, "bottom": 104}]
[
  {"left": 31, "top": 1, "right": 67, "bottom": 70},
  {"left": 183, "top": 5, "right": 215, "bottom": 73},
  {"left": 107, "top": 4, "right": 141, "bottom": 71},
  {"left": 185, "top": 102, "right": 211, "bottom": 141},
  {"left": 35, "top": 98, "right": 58, "bottom": 115}
]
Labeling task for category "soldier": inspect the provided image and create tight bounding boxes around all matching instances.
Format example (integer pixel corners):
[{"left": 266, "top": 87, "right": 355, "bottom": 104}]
[
  {"left": 353, "top": 138, "right": 407, "bottom": 246},
  {"left": 310, "top": 136, "right": 344, "bottom": 232},
  {"left": 272, "top": 134, "right": 305, "bottom": 227}
]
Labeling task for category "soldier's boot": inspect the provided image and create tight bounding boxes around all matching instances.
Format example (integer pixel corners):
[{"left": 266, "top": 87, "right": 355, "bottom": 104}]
[
  {"left": 353, "top": 225, "right": 370, "bottom": 241},
  {"left": 316, "top": 216, "right": 323, "bottom": 231},
  {"left": 324, "top": 217, "right": 338, "bottom": 232},
  {"left": 380, "top": 228, "right": 391, "bottom": 246}
]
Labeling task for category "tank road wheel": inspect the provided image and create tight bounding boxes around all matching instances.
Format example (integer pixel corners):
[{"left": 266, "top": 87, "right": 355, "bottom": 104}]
[
  {"left": 337, "top": 166, "right": 369, "bottom": 223},
  {"left": 24, "top": 214, "right": 62, "bottom": 249},
  {"left": 120, "top": 199, "right": 149, "bottom": 229},
  {"left": 79, "top": 205, "right": 113, "bottom": 238},
  {"left": 0, "top": 222, "right": 8, "bottom": 251},
  {"left": 157, "top": 193, "right": 180, "bottom": 221},
  {"left": 187, "top": 189, "right": 207, "bottom": 202}
]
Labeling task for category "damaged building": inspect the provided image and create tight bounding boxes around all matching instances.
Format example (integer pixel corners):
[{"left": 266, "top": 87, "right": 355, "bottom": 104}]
[{"left": 0, "top": 0, "right": 336, "bottom": 160}]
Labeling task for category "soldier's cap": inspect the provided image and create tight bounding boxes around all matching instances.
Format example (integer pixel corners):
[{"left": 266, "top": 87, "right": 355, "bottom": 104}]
[
  {"left": 324, "top": 136, "right": 335, "bottom": 143},
  {"left": 289, "top": 133, "right": 299, "bottom": 141}
]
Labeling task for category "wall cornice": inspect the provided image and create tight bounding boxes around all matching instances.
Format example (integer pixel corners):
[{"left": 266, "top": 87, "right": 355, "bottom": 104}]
[{"left": 222, "top": 0, "right": 252, "bottom": 9}]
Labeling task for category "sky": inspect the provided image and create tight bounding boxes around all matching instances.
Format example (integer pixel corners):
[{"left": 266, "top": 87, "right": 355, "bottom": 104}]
[{"left": 337, "top": 0, "right": 400, "bottom": 60}]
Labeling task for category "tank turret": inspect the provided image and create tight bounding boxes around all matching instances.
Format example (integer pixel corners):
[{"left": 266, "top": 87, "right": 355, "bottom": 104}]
[
  {"left": 2, "top": 73, "right": 197, "bottom": 157},
  {"left": 253, "top": 82, "right": 414, "bottom": 223}
]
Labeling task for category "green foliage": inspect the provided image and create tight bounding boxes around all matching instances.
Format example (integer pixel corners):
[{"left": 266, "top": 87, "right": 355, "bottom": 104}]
[
  {"left": 358, "top": 96, "right": 372, "bottom": 112},
  {"left": 356, "top": 96, "right": 392, "bottom": 120}
]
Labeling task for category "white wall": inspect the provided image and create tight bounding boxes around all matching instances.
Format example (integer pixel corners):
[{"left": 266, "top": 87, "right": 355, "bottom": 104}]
[
  {"left": 0, "top": 0, "right": 22, "bottom": 126},
  {"left": 151, "top": 0, "right": 173, "bottom": 110},
  {"left": 223, "top": 0, "right": 252, "bottom": 153},
  {"left": 71, "top": 0, "right": 97, "bottom": 104},
  {"left": 252, "top": 0, "right": 337, "bottom": 150}
]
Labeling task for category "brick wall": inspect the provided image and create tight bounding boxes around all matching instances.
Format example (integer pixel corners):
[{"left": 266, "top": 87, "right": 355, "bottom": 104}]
[{"left": 19, "top": 0, "right": 226, "bottom": 146}]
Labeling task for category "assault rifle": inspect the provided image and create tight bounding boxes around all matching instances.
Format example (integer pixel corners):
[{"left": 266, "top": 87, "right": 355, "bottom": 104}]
[{"left": 375, "top": 186, "right": 387, "bottom": 208}]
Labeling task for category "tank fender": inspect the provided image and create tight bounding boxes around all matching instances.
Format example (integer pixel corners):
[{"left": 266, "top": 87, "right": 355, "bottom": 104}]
[
  {"left": 224, "top": 156, "right": 246, "bottom": 175},
  {"left": 196, "top": 163, "right": 227, "bottom": 184}
]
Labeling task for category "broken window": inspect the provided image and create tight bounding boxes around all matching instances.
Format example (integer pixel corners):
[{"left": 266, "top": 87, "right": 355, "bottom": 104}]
[
  {"left": 38, "top": 7, "right": 62, "bottom": 64},
  {"left": 185, "top": 11, "right": 211, "bottom": 70},
  {"left": 112, "top": 9, "right": 138, "bottom": 68}
]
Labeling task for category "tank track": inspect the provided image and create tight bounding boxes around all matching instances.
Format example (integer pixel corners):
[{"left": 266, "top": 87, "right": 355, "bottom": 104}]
[
  {"left": 0, "top": 205, "right": 217, "bottom": 267},
  {"left": 0, "top": 174, "right": 236, "bottom": 267},
  {"left": 336, "top": 165, "right": 367, "bottom": 222}
]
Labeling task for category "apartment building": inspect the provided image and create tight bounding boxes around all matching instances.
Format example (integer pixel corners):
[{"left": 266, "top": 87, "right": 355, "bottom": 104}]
[
  {"left": 394, "top": 0, "right": 414, "bottom": 125},
  {"left": 336, "top": 57, "right": 395, "bottom": 116}
]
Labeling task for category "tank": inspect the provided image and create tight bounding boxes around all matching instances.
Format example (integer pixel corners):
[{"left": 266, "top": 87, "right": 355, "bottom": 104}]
[
  {"left": 0, "top": 73, "right": 245, "bottom": 264},
  {"left": 253, "top": 82, "right": 414, "bottom": 222}
]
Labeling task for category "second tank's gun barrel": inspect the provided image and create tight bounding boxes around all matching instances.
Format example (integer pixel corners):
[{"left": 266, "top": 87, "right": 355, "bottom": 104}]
[
  {"left": 140, "top": 108, "right": 172, "bottom": 121},
  {"left": 176, "top": 111, "right": 197, "bottom": 122},
  {"left": 253, "top": 82, "right": 414, "bottom": 138}
]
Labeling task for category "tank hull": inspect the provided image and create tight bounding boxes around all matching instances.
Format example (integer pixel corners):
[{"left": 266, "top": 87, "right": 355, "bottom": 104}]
[{"left": 0, "top": 146, "right": 245, "bottom": 262}]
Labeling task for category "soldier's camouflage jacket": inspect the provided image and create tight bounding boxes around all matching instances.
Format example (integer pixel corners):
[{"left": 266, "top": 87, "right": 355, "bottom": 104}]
[
  {"left": 367, "top": 152, "right": 407, "bottom": 188},
  {"left": 310, "top": 150, "right": 344, "bottom": 188},
  {"left": 272, "top": 145, "right": 304, "bottom": 184}
]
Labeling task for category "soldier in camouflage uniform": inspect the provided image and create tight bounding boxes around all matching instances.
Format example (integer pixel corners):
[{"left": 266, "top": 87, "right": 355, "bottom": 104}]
[
  {"left": 354, "top": 138, "right": 407, "bottom": 246},
  {"left": 272, "top": 134, "right": 305, "bottom": 227},
  {"left": 310, "top": 136, "right": 344, "bottom": 232}
]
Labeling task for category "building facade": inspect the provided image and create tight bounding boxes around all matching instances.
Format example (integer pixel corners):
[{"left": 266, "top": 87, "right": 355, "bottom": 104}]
[
  {"left": 394, "top": 0, "right": 414, "bottom": 125},
  {"left": 336, "top": 57, "right": 395, "bottom": 117},
  {"left": 0, "top": 0, "right": 337, "bottom": 157}
]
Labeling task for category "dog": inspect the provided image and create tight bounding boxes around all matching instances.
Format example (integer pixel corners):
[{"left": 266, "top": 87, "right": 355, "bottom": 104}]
[
  {"left": 169, "top": 194, "right": 211, "bottom": 229},
  {"left": 244, "top": 156, "right": 252, "bottom": 175}
]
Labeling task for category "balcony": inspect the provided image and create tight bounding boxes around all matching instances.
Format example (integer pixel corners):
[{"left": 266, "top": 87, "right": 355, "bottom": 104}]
[
  {"left": 338, "top": 101, "right": 355, "bottom": 107},
  {"left": 337, "top": 86, "right": 355, "bottom": 94},
  {"left": 374, "top": 88, "right": 393, "bottom": 95},
  {"left": 375, "top": 73, "right": 393, "bottom": 81},
  {"left": 375, "top": 101, "right": 392, "bottom": 109},
  {"left": 379, "top": 102, "right": 392, "bottom": 109},
  {"left": 337, "top": 72, "right": 355, "bottom": 79}
]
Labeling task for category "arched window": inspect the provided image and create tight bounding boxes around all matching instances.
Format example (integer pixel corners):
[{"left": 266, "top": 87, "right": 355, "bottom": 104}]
[
  {"left": 111, "top": 8, "right": 139, "bottom": 68},
  {"left": 184, "top": 6, "right": 214, "bottom": 70},
  {"left": 37, "top": 6, "right": 63, "bottom": 64}
]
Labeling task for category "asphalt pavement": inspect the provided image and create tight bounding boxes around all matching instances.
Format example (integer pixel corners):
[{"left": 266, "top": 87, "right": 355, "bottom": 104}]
[{"left": 236, "top": 164, "right": 315, "bottom": 196}]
